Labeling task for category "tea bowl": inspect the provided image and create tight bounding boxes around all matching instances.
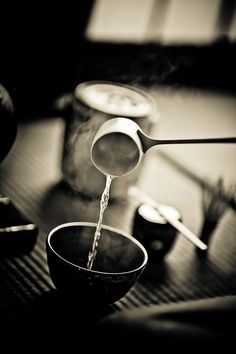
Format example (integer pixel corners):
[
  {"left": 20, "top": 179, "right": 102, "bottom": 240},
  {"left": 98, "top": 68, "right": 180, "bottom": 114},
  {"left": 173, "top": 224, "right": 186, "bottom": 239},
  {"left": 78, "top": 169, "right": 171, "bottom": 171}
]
[{"left": 46, "top": 222, "right": 148, "bottom": 304}]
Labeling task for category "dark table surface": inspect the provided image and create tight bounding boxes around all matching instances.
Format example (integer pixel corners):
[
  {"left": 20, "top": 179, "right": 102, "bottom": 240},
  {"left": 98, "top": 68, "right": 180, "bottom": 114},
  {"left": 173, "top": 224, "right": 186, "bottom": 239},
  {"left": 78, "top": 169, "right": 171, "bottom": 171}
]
[{"left": 0, "top": 114, "right": 235, "bottom": 345}]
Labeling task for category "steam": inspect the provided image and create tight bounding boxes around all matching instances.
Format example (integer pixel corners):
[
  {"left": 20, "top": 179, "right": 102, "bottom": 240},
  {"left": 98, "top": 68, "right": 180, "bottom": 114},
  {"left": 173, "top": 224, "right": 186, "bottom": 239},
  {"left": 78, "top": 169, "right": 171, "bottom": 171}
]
[
  {"left": 91, "top": 229, "right": 145, "bottom": 273},
  {"left": 62, "top": 110, "right": 108, "bottom": 198}
]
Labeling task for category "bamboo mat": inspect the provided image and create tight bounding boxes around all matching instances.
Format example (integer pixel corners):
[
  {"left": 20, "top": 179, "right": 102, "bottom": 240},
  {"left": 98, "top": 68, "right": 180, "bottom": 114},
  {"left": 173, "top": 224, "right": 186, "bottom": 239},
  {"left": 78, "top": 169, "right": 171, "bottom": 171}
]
[{"left": 0, "top": 117, "right": 235, "bottom": 326}]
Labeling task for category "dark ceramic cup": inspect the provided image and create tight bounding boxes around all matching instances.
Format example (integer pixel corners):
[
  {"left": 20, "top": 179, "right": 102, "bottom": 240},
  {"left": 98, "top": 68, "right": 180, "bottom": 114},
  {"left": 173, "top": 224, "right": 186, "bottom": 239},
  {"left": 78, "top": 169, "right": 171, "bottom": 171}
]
[{"left": 46, "top": 222, "right": 148, "bottom": 304}]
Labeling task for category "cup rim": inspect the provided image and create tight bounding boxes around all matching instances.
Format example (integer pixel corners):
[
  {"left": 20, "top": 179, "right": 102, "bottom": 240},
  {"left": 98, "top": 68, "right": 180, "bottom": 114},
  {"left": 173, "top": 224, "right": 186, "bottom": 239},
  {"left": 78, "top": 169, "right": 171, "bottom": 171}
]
[{"left": 47, "top": 221, "right": 148, "bottom": 275}]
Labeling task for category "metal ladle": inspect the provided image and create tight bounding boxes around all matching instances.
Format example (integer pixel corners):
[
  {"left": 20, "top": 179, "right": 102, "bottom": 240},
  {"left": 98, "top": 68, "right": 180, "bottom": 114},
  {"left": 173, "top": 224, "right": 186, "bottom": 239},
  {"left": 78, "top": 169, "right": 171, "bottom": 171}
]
[{"left": 91, "top": 117, "right": 236, "bottom": 177}]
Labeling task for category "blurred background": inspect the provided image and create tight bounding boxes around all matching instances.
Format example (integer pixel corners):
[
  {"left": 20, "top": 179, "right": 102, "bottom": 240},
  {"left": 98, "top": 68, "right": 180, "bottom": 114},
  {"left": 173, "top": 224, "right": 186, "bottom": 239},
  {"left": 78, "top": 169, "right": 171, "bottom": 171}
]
[
  {"left": 1, "top": 0, "right": 236, "bottom": 186},
  {"left": 1, "top": 0, "right": 236, "bottom": 117}
]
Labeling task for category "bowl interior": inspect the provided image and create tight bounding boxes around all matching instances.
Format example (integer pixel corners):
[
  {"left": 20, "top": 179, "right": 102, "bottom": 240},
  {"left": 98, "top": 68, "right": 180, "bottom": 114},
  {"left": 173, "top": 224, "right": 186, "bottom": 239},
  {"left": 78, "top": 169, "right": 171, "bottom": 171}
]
[{"left": 49, "top": 223, "right": 146, "bottom": 273}]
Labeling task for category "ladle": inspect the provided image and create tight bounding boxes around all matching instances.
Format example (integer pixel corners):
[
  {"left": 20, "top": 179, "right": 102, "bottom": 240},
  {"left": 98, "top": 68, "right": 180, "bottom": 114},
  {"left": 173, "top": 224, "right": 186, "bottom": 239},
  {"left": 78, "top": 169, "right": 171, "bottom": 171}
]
[{"left": 91, "top": 117, "right": 236, "bottom": 177}]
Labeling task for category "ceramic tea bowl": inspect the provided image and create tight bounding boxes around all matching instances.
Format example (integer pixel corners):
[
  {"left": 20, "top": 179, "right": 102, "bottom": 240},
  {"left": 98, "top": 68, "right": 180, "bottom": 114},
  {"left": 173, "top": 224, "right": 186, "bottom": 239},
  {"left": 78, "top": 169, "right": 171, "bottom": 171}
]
[{"left": 46, "top": 222, "right": 148, "bottom": 304}]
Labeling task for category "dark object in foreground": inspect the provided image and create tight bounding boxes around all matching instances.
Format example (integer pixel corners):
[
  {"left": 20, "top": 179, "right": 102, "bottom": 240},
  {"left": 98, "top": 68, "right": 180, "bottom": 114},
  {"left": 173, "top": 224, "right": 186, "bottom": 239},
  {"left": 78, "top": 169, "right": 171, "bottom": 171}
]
[
  {"left": 133, "top": 203, "right": 180, "bottom": 262},
  {"left": 0, "top": 84, "right": 17, "bottom": 163},
  {"left": 95, "top": 295, "right": 236, "bottom": 348},
  {"left": 0, "top": 196, "right": 38, "bottom": 257}
]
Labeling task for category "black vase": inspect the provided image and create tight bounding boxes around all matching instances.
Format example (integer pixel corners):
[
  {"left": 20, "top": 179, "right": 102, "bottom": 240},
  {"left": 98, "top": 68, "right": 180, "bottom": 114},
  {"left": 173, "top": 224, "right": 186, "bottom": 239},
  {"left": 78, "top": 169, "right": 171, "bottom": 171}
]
[{"left": 0, "top": 84, "right": 17, "bottom": 163}]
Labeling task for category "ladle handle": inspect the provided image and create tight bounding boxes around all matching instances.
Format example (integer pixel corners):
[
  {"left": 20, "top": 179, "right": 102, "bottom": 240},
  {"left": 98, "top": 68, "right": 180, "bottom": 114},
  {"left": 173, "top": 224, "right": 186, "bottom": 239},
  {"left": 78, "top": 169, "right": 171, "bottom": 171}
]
[{"left": 138, "top": 131, "right": 236, "bottom": 152}]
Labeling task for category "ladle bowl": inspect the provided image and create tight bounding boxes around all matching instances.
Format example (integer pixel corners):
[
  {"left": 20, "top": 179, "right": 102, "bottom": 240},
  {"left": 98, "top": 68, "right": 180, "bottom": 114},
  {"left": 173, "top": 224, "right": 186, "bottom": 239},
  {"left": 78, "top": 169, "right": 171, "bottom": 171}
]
[{"left": 91, "top": 117, "right": 236, "bottom": 177}]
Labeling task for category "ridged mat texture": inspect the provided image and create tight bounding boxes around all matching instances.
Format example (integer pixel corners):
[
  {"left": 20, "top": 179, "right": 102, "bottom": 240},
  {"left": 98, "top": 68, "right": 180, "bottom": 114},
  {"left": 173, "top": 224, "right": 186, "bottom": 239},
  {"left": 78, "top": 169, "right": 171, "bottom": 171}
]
[{"left": 0, "top": 118, "right": 235, "bottom": 324}]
